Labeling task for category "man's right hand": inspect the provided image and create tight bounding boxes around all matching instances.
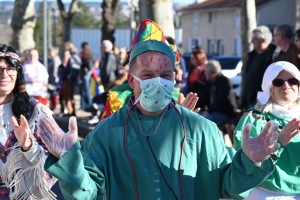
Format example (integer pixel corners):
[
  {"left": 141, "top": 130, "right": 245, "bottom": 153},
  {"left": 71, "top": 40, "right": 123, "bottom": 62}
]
[{"left": 38, "top": 116, "right": 78, "bottom": 158}]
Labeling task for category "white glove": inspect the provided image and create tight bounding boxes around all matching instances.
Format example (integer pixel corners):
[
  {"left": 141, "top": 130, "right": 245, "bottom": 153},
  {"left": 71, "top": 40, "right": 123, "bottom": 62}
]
[
  {"left": 37, "top": 114, "right": 78, "bottom": 158},
  {"left": 242, "top": 120, "right": 280, "bottom": 164}
]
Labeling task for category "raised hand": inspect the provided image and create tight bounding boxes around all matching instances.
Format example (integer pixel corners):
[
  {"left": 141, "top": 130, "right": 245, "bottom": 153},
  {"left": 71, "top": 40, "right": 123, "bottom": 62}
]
[
  {"left": 279, "top": 118, "right": 300, "bottom": 146},
  {"left": 177, "top": 92, "right": 200, "bottom": 113},
  {"left": 242, "top": 120, "right": 280, "bottom": 164},
  {"left": 12, "top": 115, "right": 32, "bottom": 151},
  {"left": 37, "top": 115, "right": 78, "bottom": 158}
]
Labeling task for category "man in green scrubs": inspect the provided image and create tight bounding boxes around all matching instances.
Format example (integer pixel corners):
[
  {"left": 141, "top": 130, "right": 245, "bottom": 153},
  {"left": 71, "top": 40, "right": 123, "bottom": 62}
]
[{"left": 38, "top": 20, "right": 280, "bottom": 200}]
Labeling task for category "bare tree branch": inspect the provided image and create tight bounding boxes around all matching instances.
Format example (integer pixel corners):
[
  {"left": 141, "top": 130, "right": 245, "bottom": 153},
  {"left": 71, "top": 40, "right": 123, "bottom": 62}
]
[
  {"left": 69, "top": 0, "right": 79, "bottom": 16},
  {"left": 56, "top": 0, "right": 67, "bottom": 18},
  {"left": 56, "top": 0, "right": 78, "bottom": 42},
  {"left": 101, "top": 0, "right": 120, "bottom": 43}
]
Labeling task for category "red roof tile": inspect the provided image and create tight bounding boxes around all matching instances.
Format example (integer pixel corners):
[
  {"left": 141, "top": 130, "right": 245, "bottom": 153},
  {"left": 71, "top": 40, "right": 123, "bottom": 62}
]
[{"left": 179, "top": 0, "right": 270, "bottom": 11}]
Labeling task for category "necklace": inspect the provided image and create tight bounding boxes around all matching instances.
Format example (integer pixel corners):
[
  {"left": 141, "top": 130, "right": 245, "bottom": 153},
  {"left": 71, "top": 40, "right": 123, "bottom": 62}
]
[{"left": 133, "top": 106, "right": 167, "bottom": 137}]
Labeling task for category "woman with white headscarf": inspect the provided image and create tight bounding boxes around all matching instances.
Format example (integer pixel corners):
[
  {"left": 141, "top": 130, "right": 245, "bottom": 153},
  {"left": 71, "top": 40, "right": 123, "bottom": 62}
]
[{"left": 234, "top": 61, "right": 300, "bottom": 199}]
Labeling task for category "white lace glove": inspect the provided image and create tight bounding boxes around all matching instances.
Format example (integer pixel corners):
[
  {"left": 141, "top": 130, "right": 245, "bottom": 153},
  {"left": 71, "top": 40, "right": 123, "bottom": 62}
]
[
  {"left": 37, "top": 114, "right": 78, "bottom": 158},
  {"left": 242, "top": 120, "right": 280, "bottom": 164}
]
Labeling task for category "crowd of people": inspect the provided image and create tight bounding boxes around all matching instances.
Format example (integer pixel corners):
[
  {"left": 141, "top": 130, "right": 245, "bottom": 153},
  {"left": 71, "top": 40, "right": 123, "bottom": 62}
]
[
  {"left": 0, "top": 18, "right": 300, "bottom": 199},
  {"left": 18, "top": 39, "right": 129, "bottom": 125}
]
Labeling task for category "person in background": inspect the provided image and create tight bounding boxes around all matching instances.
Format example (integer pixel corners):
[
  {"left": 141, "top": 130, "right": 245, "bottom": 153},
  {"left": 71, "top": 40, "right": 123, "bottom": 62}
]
[
  {"left": 188, "top": 48, "right": 207, "bottom": 110},
  {"left": 107, "top": 46, "right": 129, "bottom": 90},
  {"left": 79, "top": 41, "right": 93, "bottom": 111},
  {"left": 177, "top": 47, "right": 187, "bottom": 82},
  {"left": 22, "top": 49, "right": 49, "bottom": 105},
  {"left": 294, "top": 28, "right": 300, "bottom": 56},
  {"left": 100, "top": 40, "right": 120, "bottom": 92},
  {"left": 119, "top": 46, "right": 127, "bottom": 62},
  {"left": 273, "top": 24, "right": 300, "bottom": 69},
  {"left": 20, "top": 49, "right": 30, "bottom": 66},
  {"left": 90, "top": 59, "right": 102, "bottom": 98},
  {"left": 39, "top": 19, "right": 280, "bottom": 200},
  {"left": 241, "top": 26, "right": 276, "bottom": 111},
  {"left": 88, "top": 60, "right": 103, "bottom": 125},
  {"left": 61, "top": 42, "right": 81, "bottom": 117},
  {"left": 234, "top": 61, "right": 300, "bottom": 199},
  {"left": 165, "top": 37, "right": 188, "bottom": 96},
  {"left": 188, "top": 49, "right": 207, "bottom": 87},
  {"left": 48, "top": 46, "right": 61, "bottom": 111},
  {"left": 0, "top": 44, "right": 56, "bottom": 199},
  {"left": 174, "top": 64, "right": 188, "bottom": 95},
  {"left": 113, "top": 45, "right": 120, "bottom": 59},
  {"left": 202, "top": 60, "right": 237, "bottom": 144}
]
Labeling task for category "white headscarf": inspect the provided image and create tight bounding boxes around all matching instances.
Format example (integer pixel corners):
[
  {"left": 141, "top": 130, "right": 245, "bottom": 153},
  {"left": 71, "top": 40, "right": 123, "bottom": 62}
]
[{"left": 257, "top": 61, "right": 300, "bottom": 105}]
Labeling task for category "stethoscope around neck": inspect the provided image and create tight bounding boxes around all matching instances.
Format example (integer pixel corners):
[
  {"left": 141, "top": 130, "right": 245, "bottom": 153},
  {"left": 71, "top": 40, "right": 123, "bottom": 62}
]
[{"left": 123, "top": 99, "right": 186, "bottom": 200}]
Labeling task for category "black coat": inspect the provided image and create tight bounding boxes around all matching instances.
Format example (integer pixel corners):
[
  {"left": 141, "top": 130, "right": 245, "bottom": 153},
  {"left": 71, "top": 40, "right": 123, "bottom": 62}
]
[
  {"left": 203, "top": 74, "right": 237, "bottom": 119},
  {"left": 80, "top": 57, "right": 93, "bottom": 76},
  {"left": 100, "top": 51, "right": 120, "bottom": 91},
  {"left": 241, "top": 44, "right": 276, "bottom": 109}
]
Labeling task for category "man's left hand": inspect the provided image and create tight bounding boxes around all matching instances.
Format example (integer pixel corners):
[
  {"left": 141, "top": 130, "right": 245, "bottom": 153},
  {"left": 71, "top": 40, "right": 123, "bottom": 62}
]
[
  {"left": 242, "top": 120, "right": 280, "bottom": 164},
  {"left": 177, "top": 92, "right": 200, "bottom": 113}
]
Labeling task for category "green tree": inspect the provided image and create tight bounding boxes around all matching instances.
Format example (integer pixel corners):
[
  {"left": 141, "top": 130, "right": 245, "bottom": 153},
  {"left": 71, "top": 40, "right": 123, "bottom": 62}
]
[{"left": 72, "top": 1, "right": 101, "bottom": 27}]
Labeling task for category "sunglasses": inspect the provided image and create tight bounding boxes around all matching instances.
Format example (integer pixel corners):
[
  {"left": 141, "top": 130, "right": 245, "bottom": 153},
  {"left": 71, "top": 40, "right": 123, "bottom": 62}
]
[{"left": 272, "top": 78, "right": 299, "bottom": 87}]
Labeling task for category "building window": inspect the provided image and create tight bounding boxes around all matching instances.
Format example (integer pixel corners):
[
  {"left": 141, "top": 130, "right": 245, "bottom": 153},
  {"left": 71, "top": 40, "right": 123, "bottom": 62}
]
[
  {"left": 193, "top": 12, "right": 199, "bottom": 30},
  {"left": 208, "top": 12, "right": 212, "bottom": 23},
  {"left": 217, "top": 40, "right": 224, "bottom": 56},
  {"left": 188, "top": 37, "right": 202, "bottom": 52},
  {"left": 235, "top": 10, "right": 240, "bottom": 28},
  {"left": 207, "top": 39, "right": 215, "bottom": 55},
  {"left": 234, "top": 36, "right": 241, "bottom": 56}
]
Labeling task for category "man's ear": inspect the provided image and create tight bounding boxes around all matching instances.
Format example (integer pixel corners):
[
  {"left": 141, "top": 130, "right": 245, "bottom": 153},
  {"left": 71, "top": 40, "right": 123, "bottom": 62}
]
[{"left": 127, "top": 73, "right": 135, "bottom": 89}]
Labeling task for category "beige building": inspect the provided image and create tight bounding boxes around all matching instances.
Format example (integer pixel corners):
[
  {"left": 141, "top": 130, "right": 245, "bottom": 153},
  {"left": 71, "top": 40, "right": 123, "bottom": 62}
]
[{"left": 179, "top": 0, "right": 297, "bottom": 56}]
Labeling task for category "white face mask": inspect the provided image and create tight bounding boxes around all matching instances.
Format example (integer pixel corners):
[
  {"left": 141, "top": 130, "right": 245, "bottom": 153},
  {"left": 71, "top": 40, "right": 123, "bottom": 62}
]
[{"left": 131, "top": 74, "right": 174, "bottom": 112}]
